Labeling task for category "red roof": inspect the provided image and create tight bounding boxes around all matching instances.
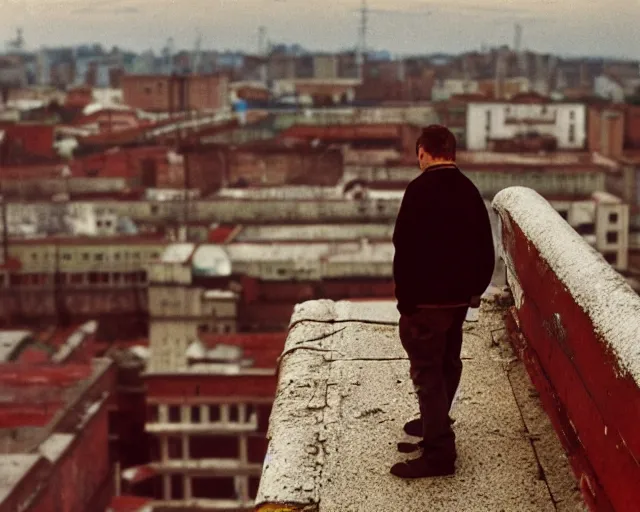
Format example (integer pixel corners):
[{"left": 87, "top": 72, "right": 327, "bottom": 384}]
[
  {"left": 108, "top": 496, "right": 153, "bottom": 512},
  {"left": 279, "top": 123, "right": 408, "bottom": 142},
  {"left": 197, "top": 332, "right": 287, "bottom": 369},
  {"left": 0, "top": 363, "right": 93, "bottom": 387},
  {"left": 208, "top": 224, "right": 237, "bottom": 244}
]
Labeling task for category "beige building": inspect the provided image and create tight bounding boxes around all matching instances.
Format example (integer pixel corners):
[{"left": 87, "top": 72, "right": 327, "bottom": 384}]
[
  {"left": 549, "top": 192, "right": 630, "bottom": 271},
  {"left": 147, "top": 244, "right": 238, "bottom": 373}
]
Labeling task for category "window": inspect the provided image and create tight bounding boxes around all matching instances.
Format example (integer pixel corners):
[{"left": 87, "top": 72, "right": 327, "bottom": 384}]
[
  {"left": 70, "top": 273, "right": 84, "bottom": 284},
  {"left": 168, "top": 405, "right": 181, "bottom": 423},
  {"left": 558, "top": 210, "right": 568, "bottom": 221},
  {"left": 607, "top": 231, "right": 619, "bottom": 244},
  {"left": 62, "top": 253, "right": 72, "bottom": 261},
  {"left": 167, "top": 436, "right": 183, "bottom": 459},
  {"left": 191, "top": 406, "right": 202, "bottom": 423},
  {"left": 95, "top": 253, "right": 104, "bottom": 261},
  {"left": 31, "top": 253, "right": 38, "bottom": 261},
  {"left": 247, "top": 404, "right": 256, "bottom": 422},
  {"left": 576, "top": 223, "right": 595, "bottom": 235},
  {"left": 569, "top": 110, "right": 575, "bottom": 121},
  {"left": 83, "top": 253, "right": 89, "bottom": 261},
  {"left": 229, "top": 404, "right": 239, "bottom": 423},
  {"left": 191, "top": 477, "right": 235, "bottom": 500},
  {"left": 209, "top": 405, "right": 221, "bottom": 422},
  {"left": 609, "top": 212, "right": 619, "bottom": 223},
  {"left": 249, "top": 476, "right": 262, "bottom": 500},
  {"left": 568, "top": 124, "right": 575, "bottom": 144},
  {"left": 170, "top": 475, "right": 184, "bottom": 500},
  {"left": 114, "top": 253, "right": 121, "bottom": 261},
  {"left": 189, "top": 436, "right": 239, "bottom": 460},
  {"left": 144, "top": 86, "right": 152, "bottom": 95},
  {"left": 604, "top": 252, "right": 618, "bottom": 266},
  {"left": 147, "top": 404, "right": 159, "bottom": 422}
]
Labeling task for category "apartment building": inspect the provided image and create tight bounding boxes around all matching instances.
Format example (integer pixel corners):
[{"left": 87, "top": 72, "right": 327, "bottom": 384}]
[
  {"left": 466, "top": 100, "right": 587, "bottom": 151},
  {"left": 0, "top": 236, "right": 166, "bottom": 333},
  {"left": 121, "top": 74, "right": 229, "bottom": 113}
]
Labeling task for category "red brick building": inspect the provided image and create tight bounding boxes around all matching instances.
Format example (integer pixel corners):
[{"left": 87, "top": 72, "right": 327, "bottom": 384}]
[
  {"left": 121, "top": 74, "right": 229, "bottom": 113},
  {"left": 184, "top": 141, "right": 344, "bottom": 194},
  {"left": 0, "top": 358, "right": 116, "bottom": 512},
  {"left": 71, "top": 145, "right": 185, "bottom": 188},
  {"left": 279, "top": 123, "right": 421, "bottom": 162},
  {"left": 624, "top": 104, "right": 640, "bottom": 150},
  {"left": 588, "top": 105, "right": 625, "bottom": 158},
  {"left": 0, "top": 123, "right": 56, "bottom": 164}
]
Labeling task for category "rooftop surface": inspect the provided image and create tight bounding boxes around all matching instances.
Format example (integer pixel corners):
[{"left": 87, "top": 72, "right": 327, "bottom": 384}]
[
  {"left": 235, "top": 224, "right": 394, "bottom": 242},
  {"left": 256, "top": 297, "right": 585, "bottom": 512}
]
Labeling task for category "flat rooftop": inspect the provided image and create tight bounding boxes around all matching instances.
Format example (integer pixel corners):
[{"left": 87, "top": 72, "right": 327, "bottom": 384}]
[
  {"left": 256, "top": 297, "right": 585, "bottom": 511},
  {"left": 235, "top": 224, "right": 395, "bottom": 243}
]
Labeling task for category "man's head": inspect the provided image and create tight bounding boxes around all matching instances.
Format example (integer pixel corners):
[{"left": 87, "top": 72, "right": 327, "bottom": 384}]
[{"left": 415, "top": 124, "right": 456, "bottom": 171}]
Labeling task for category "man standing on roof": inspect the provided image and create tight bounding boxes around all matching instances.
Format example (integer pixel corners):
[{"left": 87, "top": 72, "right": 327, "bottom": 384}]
[{"left": 390, "top": 124, "right": 495, "bottom": 478}]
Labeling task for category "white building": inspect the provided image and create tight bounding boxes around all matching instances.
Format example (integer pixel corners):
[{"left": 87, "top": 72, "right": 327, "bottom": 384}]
[
  {"left": 594, "top": 75, "right": 625, "bottom": 103},
  {"left": 466, "top": 101, "right": 587, "bottom": 151},
  {"left": 431, "top": 79, "right": 479, "bottom": 102}
]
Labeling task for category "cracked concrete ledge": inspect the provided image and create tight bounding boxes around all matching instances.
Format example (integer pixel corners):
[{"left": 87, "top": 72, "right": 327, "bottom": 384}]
[{"left": 257, "top": 297, "right": 581, "bottom": 512}]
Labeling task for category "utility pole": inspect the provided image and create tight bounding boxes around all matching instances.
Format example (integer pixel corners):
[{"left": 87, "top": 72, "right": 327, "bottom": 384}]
[{"left": 1, "top": 195, "right": 8, "bottom": 266}]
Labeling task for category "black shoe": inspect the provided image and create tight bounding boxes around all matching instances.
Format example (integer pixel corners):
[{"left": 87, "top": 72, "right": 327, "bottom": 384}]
[
  {"left": 390, "top": 455, "right": 455, "bottom": 479},
  {"left": 397, "top": 440, "right": 424, "bottom": 453},
  {"left": 404, "top": 417, "right": 456, "bottom": 437}
]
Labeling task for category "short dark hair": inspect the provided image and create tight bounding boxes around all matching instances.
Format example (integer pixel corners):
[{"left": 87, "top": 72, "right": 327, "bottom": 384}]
[{"left": 415, "top": 125, "right": 456, "bottom": 161}]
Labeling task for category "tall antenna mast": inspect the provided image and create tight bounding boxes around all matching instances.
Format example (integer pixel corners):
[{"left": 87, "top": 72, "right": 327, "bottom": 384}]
[{"left": 356, "top": 0, "right": 368, "bottom": 81}]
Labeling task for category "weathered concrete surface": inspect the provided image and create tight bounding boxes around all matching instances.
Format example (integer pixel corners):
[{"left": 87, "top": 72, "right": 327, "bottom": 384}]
[{"left": 257, "top": 299, "right": 583, "bottom": 511}]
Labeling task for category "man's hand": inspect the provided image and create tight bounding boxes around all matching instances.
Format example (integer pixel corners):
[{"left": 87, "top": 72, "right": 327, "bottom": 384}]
[{"left": 469, "top": 295, "right": 482, "bottom": 309}]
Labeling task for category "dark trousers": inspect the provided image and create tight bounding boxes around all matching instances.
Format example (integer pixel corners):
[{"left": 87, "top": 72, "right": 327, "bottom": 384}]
[{"left": 399, "top": 306, "right": 468, "bottom": 461}]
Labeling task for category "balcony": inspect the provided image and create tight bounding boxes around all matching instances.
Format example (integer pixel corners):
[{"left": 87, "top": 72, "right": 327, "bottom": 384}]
[{"left": 255, "top": 187, "right": 640, "bottom": 511}]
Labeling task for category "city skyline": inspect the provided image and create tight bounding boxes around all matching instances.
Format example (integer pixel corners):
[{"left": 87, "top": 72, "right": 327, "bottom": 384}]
[{"left": 2, "top": 0, "right": 640, "bottom": 61}]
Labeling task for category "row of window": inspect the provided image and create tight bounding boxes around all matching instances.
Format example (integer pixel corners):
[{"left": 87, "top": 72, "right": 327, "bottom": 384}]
[
  {"left": 27, "top": 250, "right": 161, "bottom": 263},
  {"left": 147, "top": 403, "right": 272, "bottom": 431},
  {"left": 0, "top": 271, "right": 147, "bottom": 287}
]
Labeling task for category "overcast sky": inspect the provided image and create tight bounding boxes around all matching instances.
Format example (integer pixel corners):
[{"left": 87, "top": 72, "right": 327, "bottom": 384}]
[{"left": 2, "top": 0, "right": 639, "bottom": 60}]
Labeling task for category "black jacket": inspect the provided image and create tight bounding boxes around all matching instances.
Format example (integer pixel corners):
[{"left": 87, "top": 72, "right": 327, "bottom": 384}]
[{"left": 392, "top": 164, "right": 495, "bottom": 315}]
